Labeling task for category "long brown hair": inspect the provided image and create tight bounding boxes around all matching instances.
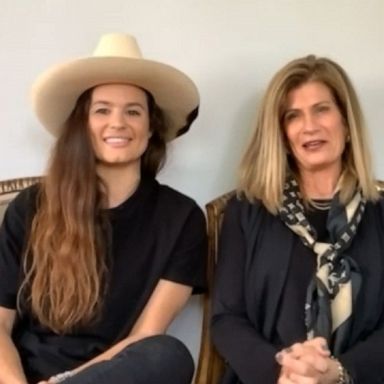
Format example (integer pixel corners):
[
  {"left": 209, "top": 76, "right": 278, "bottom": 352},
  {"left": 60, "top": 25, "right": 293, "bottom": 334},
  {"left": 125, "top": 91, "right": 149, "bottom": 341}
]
[
  {"left": 19, "top": 86, "right": 168, "bottom": 333},
  {"left": 238, "top": 55, "right": 378, "bottom": 214}
]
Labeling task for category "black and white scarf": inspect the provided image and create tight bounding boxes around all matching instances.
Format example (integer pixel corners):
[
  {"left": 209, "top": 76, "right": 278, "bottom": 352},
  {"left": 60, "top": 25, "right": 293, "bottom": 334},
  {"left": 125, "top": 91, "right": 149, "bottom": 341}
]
[{"left": 279, "top": 177, "right": 366, "bottom": 354}]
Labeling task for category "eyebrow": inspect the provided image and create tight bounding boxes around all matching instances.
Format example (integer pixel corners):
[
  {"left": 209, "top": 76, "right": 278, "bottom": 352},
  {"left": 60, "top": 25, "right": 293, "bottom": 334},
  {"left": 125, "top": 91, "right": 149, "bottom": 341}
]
[
  {"left": 91, "top": 100, "right": 146, "bottom": 109},
  {"left": 285, "top": 100, "right": 333, "bottom": 111},
  {"left": 313, "top": 100, "right": 333, "bottom": 106}
]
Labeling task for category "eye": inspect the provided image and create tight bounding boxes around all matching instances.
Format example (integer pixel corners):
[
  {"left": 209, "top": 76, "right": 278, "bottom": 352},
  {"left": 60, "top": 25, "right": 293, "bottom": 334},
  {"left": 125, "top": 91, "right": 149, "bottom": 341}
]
[
  {"left": 315, "top": 104, "right": 330, "bottom": 114},
  {"left": 94, "top": 108, "right": 110, "bottom": 115},
  {"left": 284, "top": 111, "right": 298, "bottom": 123},
  {"left": 126, "top": 109, "right": 141, "bottom": 116}
]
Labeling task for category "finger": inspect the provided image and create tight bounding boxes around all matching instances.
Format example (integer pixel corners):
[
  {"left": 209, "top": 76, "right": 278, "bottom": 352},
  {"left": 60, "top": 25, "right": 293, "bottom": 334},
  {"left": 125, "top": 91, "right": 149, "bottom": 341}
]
[
  {"left": 278, "top": 372, "right": 297, "bottom": 384},
  {"left": 299, "top": 353, "right": 329, "bottom": 374},
  {"left": 277, "top": 350, "right": 318, "bottom": 377},
  {"left": 304, "top": 337, "right": 330, "bottom": 356},
  {"left": 287, "top": 339, "right": 329, "bottom": 363},
  {"left": 277, "top": 341, "right": 315, "bottom": 363},
  {"left": 286, "top": 342, "right": 306, "bottom": 358},
  {"left": 288, "top": 342, "right": 329, "bottom": 373},
  {"left": 276, "top": 343, "right": 304, "bottom": 367},
  {"left": 276, "top": 342, "right": 307, "bottom": 363}
]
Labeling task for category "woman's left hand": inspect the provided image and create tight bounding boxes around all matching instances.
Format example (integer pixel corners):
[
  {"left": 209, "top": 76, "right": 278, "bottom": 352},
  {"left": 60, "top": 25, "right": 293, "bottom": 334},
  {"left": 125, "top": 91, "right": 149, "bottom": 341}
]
[
  {"left": 36, "top": 378, "right": 56, "bottom": 384},
  {"left": 276, "top": 338, "right": 339, "bottom": 384}
]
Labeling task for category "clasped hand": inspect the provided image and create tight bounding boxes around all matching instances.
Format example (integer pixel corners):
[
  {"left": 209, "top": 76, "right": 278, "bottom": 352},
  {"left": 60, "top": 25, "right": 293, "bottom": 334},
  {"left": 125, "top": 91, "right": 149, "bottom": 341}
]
[{"left": 276, "top": 337, "right": 339, "bottom": 384}]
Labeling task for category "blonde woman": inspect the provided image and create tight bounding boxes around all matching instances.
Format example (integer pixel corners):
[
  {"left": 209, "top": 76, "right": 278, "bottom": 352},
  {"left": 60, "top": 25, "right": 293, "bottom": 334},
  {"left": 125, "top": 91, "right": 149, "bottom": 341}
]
[
  {"left": 0, "top": 34, "right": 206, "bottom": 384},
  {"left": 211, "top": 55, "right": 383, "bottom": 384}
]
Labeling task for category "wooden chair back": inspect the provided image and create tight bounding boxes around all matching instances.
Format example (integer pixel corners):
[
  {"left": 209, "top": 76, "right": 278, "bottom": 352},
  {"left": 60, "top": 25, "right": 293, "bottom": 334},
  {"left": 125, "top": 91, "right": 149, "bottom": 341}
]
[{"left": 194, "top": 191, "right": 234, "bottom": 384}]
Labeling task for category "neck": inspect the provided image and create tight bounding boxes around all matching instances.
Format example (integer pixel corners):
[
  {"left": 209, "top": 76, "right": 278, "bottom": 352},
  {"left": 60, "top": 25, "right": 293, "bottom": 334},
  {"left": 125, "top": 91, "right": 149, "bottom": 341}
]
[
  {"left": 299, "top": 168, "right": 341, "bottom": 199},
  {"left": 97, "top": 163, "right": 141, "bottom": 208}
]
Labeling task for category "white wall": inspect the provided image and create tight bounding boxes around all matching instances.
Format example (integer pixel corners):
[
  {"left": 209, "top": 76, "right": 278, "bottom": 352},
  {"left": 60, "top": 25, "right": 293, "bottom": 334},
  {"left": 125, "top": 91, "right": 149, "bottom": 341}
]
[{"left": 1, "top": 0, "right": 383, "bottom": 364}]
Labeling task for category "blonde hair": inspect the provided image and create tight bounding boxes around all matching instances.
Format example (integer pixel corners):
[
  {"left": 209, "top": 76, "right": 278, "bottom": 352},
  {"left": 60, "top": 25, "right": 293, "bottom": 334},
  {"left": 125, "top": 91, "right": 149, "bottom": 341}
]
[{"left": 238, "top": 55, "right": 378, "bottom": 214}]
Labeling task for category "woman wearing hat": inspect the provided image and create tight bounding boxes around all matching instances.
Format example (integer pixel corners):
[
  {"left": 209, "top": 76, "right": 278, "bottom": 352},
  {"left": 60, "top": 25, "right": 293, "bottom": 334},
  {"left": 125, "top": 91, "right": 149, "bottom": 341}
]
[
  {"left": 211, "top": 55, "right": 384, "bottom": 384},
  {"left": 0, "top": 34, "right": 206, "bottom": 384}
]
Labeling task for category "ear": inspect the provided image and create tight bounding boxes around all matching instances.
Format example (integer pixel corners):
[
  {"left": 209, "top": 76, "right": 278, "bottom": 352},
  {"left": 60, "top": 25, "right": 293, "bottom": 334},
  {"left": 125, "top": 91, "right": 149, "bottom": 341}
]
[
  {"left": 147, "top": 118, "right": 154, "bottom": 138},
  {"left": 344, "top": 125, "right": 351, "bottom": 143}
]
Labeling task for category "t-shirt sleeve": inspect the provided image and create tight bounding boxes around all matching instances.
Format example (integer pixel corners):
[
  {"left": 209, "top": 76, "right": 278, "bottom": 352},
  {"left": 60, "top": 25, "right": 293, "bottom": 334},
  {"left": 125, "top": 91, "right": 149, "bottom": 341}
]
[
  {"left": 0, "top": 188, "right": 33, "bottom": 309},
  {"left": 162, "top": 203, "right": 207, "bottom": 294}
]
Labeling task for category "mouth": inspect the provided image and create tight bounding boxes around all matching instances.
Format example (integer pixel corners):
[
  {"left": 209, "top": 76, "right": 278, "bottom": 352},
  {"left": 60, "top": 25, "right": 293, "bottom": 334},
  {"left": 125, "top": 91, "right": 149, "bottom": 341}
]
[
  {"left": 302, "top": 140, "right": 326, "bottom": 149},
  {"left": 103, "top": 137, "right": 132, "bottom": 145}
]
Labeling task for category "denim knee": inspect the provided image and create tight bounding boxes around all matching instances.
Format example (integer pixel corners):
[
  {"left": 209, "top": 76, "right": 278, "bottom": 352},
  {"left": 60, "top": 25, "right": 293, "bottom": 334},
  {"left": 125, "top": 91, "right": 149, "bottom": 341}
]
[
  {"left": 127, "top": 334, "right": 194, "bottom": 369},
  {"left": 65, "top": 334, "right": 195, "bottom": 384},
  {"left": 116, "top": 334, "right": 195, "bottom": 383},
  {"left": 141, "top": 334, "right": 193, "bottom": 365}
]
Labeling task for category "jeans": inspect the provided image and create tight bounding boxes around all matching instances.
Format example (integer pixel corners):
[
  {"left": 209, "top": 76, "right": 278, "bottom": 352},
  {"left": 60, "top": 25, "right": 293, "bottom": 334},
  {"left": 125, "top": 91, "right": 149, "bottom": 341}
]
[{"left": 64, "top": 335, "right": 194, "bottom": 384}]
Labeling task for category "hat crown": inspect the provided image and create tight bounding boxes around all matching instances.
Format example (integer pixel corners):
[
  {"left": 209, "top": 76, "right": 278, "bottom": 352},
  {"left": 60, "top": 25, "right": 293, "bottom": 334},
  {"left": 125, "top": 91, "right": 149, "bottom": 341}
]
[{"left": 92, "top": 33, "right": 143, "bottom": 59}]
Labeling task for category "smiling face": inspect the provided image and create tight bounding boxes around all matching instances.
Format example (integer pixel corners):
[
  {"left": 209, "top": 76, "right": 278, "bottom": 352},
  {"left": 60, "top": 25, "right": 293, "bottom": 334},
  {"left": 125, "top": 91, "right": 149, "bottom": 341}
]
[
  {"left": 88, "top": 83, "right": 151, "bottom": 172},
  {"left": 283, "top": 81, "right": 348, "bottom": 178}
]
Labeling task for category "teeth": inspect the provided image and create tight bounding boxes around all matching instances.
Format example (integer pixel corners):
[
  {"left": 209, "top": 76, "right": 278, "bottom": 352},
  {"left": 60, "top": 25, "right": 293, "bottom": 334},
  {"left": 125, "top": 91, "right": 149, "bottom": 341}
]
[
  {"left": 304, "top": 141, "right": 323, "bottom": 148},
  {"left": 104, "top": 137, "right": 129, "bottom": 144}
]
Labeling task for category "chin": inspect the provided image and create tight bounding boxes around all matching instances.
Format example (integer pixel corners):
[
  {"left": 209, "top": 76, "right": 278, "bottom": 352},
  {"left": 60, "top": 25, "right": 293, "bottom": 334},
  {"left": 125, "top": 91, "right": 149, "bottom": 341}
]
[
  {"left": 100, "top": 157, "right": 140, "bottom": 167},
  {"left": 303, "top": 162, "right": 340, "bottom": 173}
]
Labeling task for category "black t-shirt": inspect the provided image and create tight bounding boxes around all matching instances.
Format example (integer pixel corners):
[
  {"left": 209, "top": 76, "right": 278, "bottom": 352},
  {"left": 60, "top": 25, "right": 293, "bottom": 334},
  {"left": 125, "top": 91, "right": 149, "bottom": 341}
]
[{"left": 0, "top": 176, "right": 207, "bottom": 382}]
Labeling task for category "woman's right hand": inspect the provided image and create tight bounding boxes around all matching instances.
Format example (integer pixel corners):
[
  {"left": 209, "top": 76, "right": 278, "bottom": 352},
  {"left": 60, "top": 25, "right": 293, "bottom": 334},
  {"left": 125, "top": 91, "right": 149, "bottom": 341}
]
[{"left": 275, "top": 337, "right": 339, "bottom": 384}]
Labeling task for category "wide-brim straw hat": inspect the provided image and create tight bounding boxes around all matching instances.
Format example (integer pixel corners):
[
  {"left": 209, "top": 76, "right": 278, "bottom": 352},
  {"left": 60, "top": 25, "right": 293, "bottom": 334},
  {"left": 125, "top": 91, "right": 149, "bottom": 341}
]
[{"left": 31, "top": 33, "right": 199, "bottom": 141}]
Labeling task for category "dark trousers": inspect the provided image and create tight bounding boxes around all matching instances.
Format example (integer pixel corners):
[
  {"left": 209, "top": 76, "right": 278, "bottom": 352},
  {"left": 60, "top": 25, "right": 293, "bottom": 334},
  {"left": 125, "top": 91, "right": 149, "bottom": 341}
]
[{"left": 64, "top": 335, "right": 194, "bottom": 384}]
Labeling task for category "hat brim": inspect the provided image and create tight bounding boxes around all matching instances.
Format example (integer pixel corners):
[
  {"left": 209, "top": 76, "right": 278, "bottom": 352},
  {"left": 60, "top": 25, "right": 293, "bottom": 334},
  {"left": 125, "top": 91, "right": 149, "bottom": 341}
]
[{"left": 31, "top": 56, "right": 199, "bottom": 140}]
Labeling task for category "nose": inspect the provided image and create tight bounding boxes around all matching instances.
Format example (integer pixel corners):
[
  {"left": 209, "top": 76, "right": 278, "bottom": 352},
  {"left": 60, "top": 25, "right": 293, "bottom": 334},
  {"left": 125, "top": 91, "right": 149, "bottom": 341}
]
[
  {"left": 302, "top": 112, "right": 319, "bottom": 133},
  {"left": 110, "top": 110, "right": 126, "bottom": 130}
]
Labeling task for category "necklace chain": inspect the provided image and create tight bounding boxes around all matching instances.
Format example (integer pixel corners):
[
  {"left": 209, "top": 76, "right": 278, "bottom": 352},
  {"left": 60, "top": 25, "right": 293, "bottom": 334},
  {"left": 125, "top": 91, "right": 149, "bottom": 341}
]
[{"left": 309, "top": 199, "right": 332, "bottom": 211}]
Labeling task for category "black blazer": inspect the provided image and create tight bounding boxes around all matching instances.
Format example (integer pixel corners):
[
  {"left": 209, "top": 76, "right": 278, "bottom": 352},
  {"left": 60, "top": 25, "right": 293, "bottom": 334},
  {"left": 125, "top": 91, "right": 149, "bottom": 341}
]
[{"left": 211, "top": 196, "right": 384, "bottom": 384}]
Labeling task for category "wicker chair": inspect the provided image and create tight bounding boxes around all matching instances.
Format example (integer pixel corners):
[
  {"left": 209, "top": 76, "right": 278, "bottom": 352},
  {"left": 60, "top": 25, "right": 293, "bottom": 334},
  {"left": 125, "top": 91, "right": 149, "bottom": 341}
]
[
  {"left": 378, "top": 180, "right": 384, "bottom": 192},
  {"left": 0, "top": 176, "right": 41, "bottom": 223}
]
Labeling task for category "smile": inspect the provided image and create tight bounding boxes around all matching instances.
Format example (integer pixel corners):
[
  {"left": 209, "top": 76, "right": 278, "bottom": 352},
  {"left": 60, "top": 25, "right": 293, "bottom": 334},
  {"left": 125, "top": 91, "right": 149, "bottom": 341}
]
[
  {"left": 104, "top": 137, "right": 132, "bottom": 144},
  {"left": 302, "top": 140, "right": 326, "bottom": 149}
]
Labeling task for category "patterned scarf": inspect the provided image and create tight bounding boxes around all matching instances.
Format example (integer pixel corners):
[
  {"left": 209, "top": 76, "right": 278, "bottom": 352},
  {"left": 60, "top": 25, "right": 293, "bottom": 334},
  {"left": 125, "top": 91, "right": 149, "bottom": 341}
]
[{"left": 279, "top": 176, "right": 366, "bottom": 354}]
